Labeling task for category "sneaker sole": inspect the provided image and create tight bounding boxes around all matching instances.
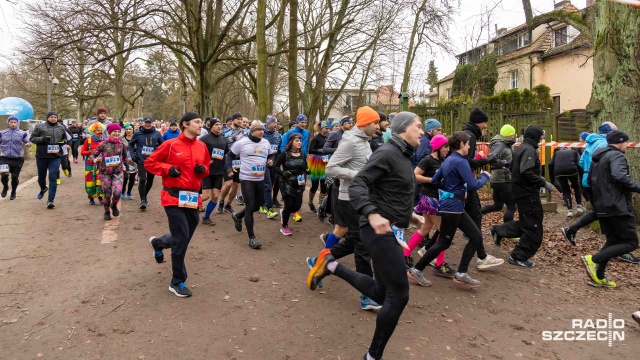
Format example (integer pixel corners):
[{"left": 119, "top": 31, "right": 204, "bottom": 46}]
[
  {"left": 307, "top": 251, "right": 331, "bottom": 290},
  {"left": 581, "top": 256, "right": 599, "bottom": 283},
  {"left": 407, "top": 271, "right": 432, "bottom": 287},
  {"left": 361, "top": 305, "right": 382, "bottom": 311},
  {"left": 149, "top": 237, "right": 163, "bottom": 263},
  {"left": 168, "top": 286, "right": 191, "bottom": 298},
  {"left": 232, "top": 214, "right": 242, "bottom": 232},
  {"left": 280, "top": 229, "right": 292, "bottom": 236},
  {"left": 586, "top": 281, "right": 615, "bottom": 288},
  {"left": 268, "top": 214, "right": 278, "bottom": 219},
  {"left": 477, "top": 259, "right": 505, "bottom": 270},
  {"left": 319, "top": 234, "right": 326, "bottom": 246},
  {"left": 616, "top": 256, "right": 640, "bottom": 264},
  {"left": 452, "top": 278, "right": 481, "bottom": 288},
  {"left": 560, "top": 228, "right": 576, "bottom": 246}
]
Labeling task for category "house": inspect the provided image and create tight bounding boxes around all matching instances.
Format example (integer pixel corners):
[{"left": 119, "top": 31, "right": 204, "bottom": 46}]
[
  {"left": 436, "top": 0, "right": 593, "bottom": 113},
  {"left": 322, "top": 85, "right": 416, "bottom": 120}
]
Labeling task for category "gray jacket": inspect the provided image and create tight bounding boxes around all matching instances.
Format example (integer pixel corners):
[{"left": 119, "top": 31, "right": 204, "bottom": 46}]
[
  {"left": 30, "top": 121, "right": 68, "bottom": 159},
  {"left": 489, "top": 134, "right": 515, "bottom": 183},
  {"left": 325, "top": 127, "right": 372, "bottom": 201}
]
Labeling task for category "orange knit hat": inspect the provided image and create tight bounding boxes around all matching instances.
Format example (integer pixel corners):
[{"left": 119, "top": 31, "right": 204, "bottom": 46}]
[{"left": 356, "top": 106, "right": 380, "bottom": 126}]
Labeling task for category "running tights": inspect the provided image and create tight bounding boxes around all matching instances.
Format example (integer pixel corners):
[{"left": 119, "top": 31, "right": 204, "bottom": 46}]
[
  {"left": 235, "top": 180, "right": 264, "bottom": 237},
  {"left": 282, "top": 193, "right": 303, "bottom": 227}
]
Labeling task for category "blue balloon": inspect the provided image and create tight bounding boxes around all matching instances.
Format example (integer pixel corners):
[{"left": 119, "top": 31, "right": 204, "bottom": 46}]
[{"left": 0, "top": 97, "right": 35, "bottom": 121}]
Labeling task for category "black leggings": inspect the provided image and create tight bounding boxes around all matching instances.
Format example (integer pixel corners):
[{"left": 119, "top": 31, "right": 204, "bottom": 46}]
[
  {"left": 282, "top": 193, "right": 303, "bottom": 227},
  {"left": 310, "top": 179, "right": 326, "bottom": 194},
  {"left": 138, "top": 162, "right": 155, "bottom": 201},
  {"left": 481, "top": 182, "right": 517, "bottom": 223},
  {"left": 333, "top": 224, "right": 409, "bottom": 360},
  {"left": 122, "top": 172, "right": 137, "bottom": 195},
  {"left": 415, "top": 211, "right": 487, "bottom": 273},
  {"left": 235, "top": 180, "right": 264, "bottom": 237},
  {"left": 71, "top": 141, "right": 80, "bottom": 159},
  {"left": 557, "top": 174, "right": 582, "bottom": 210},
  {"left": 593, "top": 215, "right": 638, "bottom": 279}
]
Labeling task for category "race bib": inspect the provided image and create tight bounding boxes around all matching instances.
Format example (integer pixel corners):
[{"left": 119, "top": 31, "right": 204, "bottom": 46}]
[
  {"left": 271, "top": 144, "right": 279, "bottom": 154},
  {"left": 72, "top": 134, "right": 78, "bottom": 139},
  {"left": 322, "top": 155, "right": 329, "bottom": 163},
  {"left": 105, "top": 155, "right": 121, "bottom": 167},
  {"left": 232, "top": 160, "right": 241, "bottom": 170},
  {"left": 251, "top": 165, "right": 265, "bottom": 177},
  {"left": 391, "top": 224, "right": 409, "bottom": 250},
  {"left": 211, "top": 148, "right": 224, "bottom": 160},
  {"left": 178, "top": 191, "right": 199, "bottom": 209},
  {"left": 141, "top": 146, "right": 154, "bottom": 155},
  {"left": 47, "top": 145, "right": 60, "bottom": 154},
  {"left": 0, "top": 164, "right": 9, "bottom": 173},
  {"left": 297, "top": 174, "right": 306, "bottom": 185}
]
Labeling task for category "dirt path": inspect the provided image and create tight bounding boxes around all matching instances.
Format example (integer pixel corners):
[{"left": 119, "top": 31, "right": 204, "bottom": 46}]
[{"left": 1, "top": 160, "right": 638, "bottom": 359}]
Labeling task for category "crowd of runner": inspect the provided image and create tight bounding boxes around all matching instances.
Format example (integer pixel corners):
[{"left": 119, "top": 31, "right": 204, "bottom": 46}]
[{"left": 1, "top": 106, "right": 639, "bottom": 359}]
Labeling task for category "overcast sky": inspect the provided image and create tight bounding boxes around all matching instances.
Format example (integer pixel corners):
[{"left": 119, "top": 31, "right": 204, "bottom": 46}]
[{"left": 0, "top": 0, "right": 587, "bottom": 83}]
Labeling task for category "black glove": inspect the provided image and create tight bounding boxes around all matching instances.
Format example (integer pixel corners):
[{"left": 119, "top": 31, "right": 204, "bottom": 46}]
[
  {"left": 486, "top": 153, "right": 498, "bottom": 163},
  {"left": 44, "top": 136, "right": 52, "bottom": 143},
  {"left": 194, "top": 164, "right": 206, "bottom": 174},
  {"left": 283, "top": 171, "right": 292, "bottom": 178},
  {"left": 168, "top": 166, "right": 180, "bottom": 178}
]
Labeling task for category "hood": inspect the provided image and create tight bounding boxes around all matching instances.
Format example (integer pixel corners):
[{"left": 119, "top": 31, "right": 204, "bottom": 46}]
[
  {"left": 490, "top": 134, "right": 514, "bottom": 147},
  {"left": 586, "top": 133, "right": 606, "bottom": 145},
  {"left": 461, "top": 122, "right": 482, "bottom": 139},
  {"left": 168, "top": 128, "right": 180, "bottom": 134},
  {"left": 524, "top": 125, "right": 543, "bottom": 142},
  {"left": 592, "top": 145, "right": 618, "bottom": 162},
  {"left": 343, "top": 126, "right": 371, "bottom": 141}
]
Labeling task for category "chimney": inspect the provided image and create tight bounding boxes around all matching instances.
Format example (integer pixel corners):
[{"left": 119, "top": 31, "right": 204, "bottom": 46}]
[
  {"left": 496, "top": 28, "right": 507, "bottom": 37},
  {"left": 554, "top": 0, "right": 571, "bottom": 10}
]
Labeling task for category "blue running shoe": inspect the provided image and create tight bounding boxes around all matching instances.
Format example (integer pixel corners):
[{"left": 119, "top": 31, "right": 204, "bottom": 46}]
[
  {"left": 169, "top": 282, "right": 192, "bottom": 297},
  {"left": 149, "top": 237, "right": 164, "bottom": 263},
  {"left": 360, "top": 295, "right": 382, "bottom": 311},
  {"left": 37, "top": 187, "right": 48, "bottom": 200},
  {"left": 306, "top": 257, "right": 322, "bottom": 288}
]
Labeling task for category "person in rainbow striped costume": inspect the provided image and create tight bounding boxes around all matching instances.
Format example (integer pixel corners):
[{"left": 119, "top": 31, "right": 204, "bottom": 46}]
[
  {"left": 80, "top": 122, "right": 106, "bottom": 205},
  {"left": 307, "top": 120, "right": 332, "bottom": 213}
]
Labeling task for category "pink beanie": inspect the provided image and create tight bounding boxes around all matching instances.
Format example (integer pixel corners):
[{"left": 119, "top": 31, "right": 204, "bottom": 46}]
[
  {"left": 430, "top": 134, "right": 448, "bottom": 151},
  {"left": 106, "top": 123, "right": 122, "bottom": 134}
]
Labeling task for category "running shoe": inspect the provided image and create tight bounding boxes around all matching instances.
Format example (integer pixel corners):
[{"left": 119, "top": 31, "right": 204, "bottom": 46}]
[
  {"left": 104, "top": 212, "right": 112, "bottom": 221},
  {"left": 267, "top": 208, "right": 278, "bottom": 219},
  {"left": 149, "top": 237, "right": 164, "bottom": 263},
  {"left": 169, "top": 282, "right": 192, "bottom": 298},
  {"left": 588, "top": 277, "right": 617, "bottom": 288},
  {"left": 567, "top": 209, "right": 573, "bottom": 218},
  {"left": 248, "top": 236, "right": 262, "bottom": 249},
  {"left": 309, "top": 202, "right": 317, "bottom": 213},
  {"left": 306, "top": 256, "right": 322, "bottom": 288},
  {"left": 217, "top": 201, "right": 225, "bottom": 214},
  {"left": 280, "top": 226, "right": 292, "bottom": 236},
  {"left": 37, "top": 187, "right": 48, "bottom": 200},
  {"left": 111, "top": 204, "right": 120, "bottom": 217},
  {"left": 127, "top": 194, "right": 134, "bottom": 200},
  {"left": 319, "top": 233, "right": 327, "bottom": 246},
  {"left": 327, "top": 216, "right": 334, "bottom": 227},
  {"left": 508, "top": 256, "right": 535, "bottom": 268},
  {"left": 236, "top": 195, "right": 244, "bottom": 205},
  {"left": 307, "top": 249, "right": 334, "bottom": 290},
  {"left": 576, "top": 204, "right": 586, "bottom": 214},
  {"left": 432, "top": 262, "right": 456, "bottom": 278},
  {"left": 98, "top": 197, "right": 104, "bottom": 205},
  {"left": 453, "top": 273, "right": 481, "bottom": 288},
  {"left": 407, "top": 267, "right": 432, "bottom": 287},
  {"left": 272, "top": 199, "right": 282, "bottom": 208},
  {"left": 293, "top": 212, "right": 302, "bottom": 222},
  {"left": 224, "top": 203, "right": 234, "bottom": 214},
  {"left": 617, "top": 253, "right": 640, "bottom": 264},
  {"left": 560, "top": 227, "right": 576, "bottom": 246},
  {"left": 1, "top": 186, "right": 7, "bottom": 198},
  {"left": 139, "top": 200, "right": 148, "bottom": 210},
  {"left": 476, "top": 254, "right": 505, "bottom": 270},
  {"left": 46, "top": 202, "right": 55, "bottom": 209},
  {"left": 198, "top": 206, "right": 206, "bottom": 212},
  {"left": 317, "top": 204, "right": 326, "bottom": 221},
  {"left": 490, "top": 226, "right": 502, "bottom": 246},
  {"left": 231, "top": 212, "right": 243, "bottom": 232},
  {"left": 73, "top": 159, "right": 78, "bottom": 163},
  {"left": 63, "top": 169, "right": 70, "bottom": 177},
  {"left": 360, "top": 295, "right": 382, "bottom": 311},
  {"left": 259, "top": 206, "right": 268, "bottom": 214},
  {"left": 56, "top": 178, "right": 61, "bottom": 185},
  {"left": 404, "top": 256, "right": 415, "bottom": 269},
  {"left": 632, "top": 310, "right": 640, "bottom": 326},
  {"left": 89, "top": 198, "right": 95, "bottom": 205},
  {"left": 9, "top": 191, "right": 16, "bottom": 200},
  {"left": 417, "top": 246, "right": 427, "bottom": 257},
  {"left": 201, "top": 217, "right": 214, "bottom": 226}
]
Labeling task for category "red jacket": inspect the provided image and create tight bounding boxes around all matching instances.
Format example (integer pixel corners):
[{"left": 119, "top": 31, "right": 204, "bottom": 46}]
[{"left": 144, "top": 132, "right": 210, "bottom": 207}]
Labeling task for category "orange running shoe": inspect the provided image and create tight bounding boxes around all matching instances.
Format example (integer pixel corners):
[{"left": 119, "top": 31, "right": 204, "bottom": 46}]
[{"left": 307, "top": 248, "right": 334, "bottom": 290}]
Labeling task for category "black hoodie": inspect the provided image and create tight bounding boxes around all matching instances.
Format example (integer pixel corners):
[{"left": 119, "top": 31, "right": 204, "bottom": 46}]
[
  {"left": 588, "top": 145, "right": 640, "bottom": 217},
  {"left": 461, "top": 122, "right": 488, "bottom": 170},
  {"left": 511, "top": 125, "right": 546, "bottom": 198}
]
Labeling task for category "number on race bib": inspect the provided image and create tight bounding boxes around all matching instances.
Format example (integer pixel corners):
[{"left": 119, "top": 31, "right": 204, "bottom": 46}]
[
  {"left": 322, "top": 155, "right": 329, "bottom": 163},
  {"left": 391, "top": 225, "right": 409, "bottom": 250},
  {"left": 104, "top": 155, "right": 121, "bottom": 167},
  {"left": 251, "top": 165, "right": 265, "bottom": 177},
  {"left": 0, "top": 164, "right": 9, "bottom": 173},
  {"left": 297, "top": 174, "right": 306, "bottom": 186},
  {"left": 72, "top": 134, "right": 78, "bottom": 139},
  {"left": 178, "top": 191, "right": 199, "bottom": 209},
  {"left": 141, "top": 146, "right": 154, "bottom": 156},
  {"left": 47, "top": 145, "right": 60, "bottom": 154},
  {"left": 232, "top": 160, "right": 241, "bottom": 170},
  {"left": 271, "top": 144, "right": 279, "bottom": 154},
  {"left": 211, "top": 148, "right": 224, "bottom": 160}
]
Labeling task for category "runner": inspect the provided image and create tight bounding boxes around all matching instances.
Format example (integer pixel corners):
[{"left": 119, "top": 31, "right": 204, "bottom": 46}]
[
  {"left": 29, "top": 112, "right": 68, "bottom": 208},
  {"left": 274, "top": 133, "right": 307, "bottom": 235},
  {"left": 81, "top": 122, "right": 106, "bottom": 205},
  {"left": 87, "top": 107, "right": 112, "bottom": 132},
  {"left": 128, "top": 116, "right": 163, "bottom": 210},
  {"left": 369, "top": 112, "right": 387, "bottom": 152},
  {"left": 226, "top": 121, "right": 274, "bottom": 249},
  {"left": 90, "top": 124, "right": 127, "bottom": 220},
  {"left": 581, "top": 130, "right": 639, "bottom": 287},
  {"left": 56, "top": 118, "right": 73, "bottom": 179},
  {"left": 307, "top": 111, "right": 425, "bottom": 360},
  {"left": 307, "top": 120, "right": 331, "bottom": 213},
  {"left": 410, "top": 131, "right": 504, "bottom": 287},
  {"left": 145, "top": 112, "right": 210, "bottom": 298},
  {"left": 162, "top": 119, "right": 181, "bottom": 140},
  {"left": 280, "top": 114, "right": 310, "bottom": 222},
  {"left": 260, "top": 115, "right": 281, "bottom": 219},
  {"left": 307, "top": 106, "right": 381, "bottom": 310},
  {"left": 217, "top": 112, "right": 245, "bottom": 215},
  {"left": 548, "top": 146, "right": 585, "bottom": 218},
  {"left": 411, "top": 118, "right": 441, "bottom": 167},
  {"left": 199, "top": 118, "right": 228, "bottom": 225},
  {"left": 120, "top": 124, "right": 138, "bottom": 199},
  {"left": 0, "top": 116, "right": 32, "bottom": 200},
  {"left": 68, "top": 120, "right": 83, "bottom": 163}
]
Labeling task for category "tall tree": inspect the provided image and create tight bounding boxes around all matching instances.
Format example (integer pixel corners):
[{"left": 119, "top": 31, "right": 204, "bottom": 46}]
[
  {"left": 427, "top": 60, "right": 438, "bottom": 92},
  {"left": 288, "top": 0, "right": 300, "bottom": 117},
  {"left": 256, "top": 0, "right": 269, "bottom": 119},
  {"left": 522, "top": 0, "right": 533, "bottom": 23}
]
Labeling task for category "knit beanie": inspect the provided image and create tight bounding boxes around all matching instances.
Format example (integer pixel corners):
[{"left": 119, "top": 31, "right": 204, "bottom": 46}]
[
  {"left": 97, "top": 107, "right": 107, "bottom": 115},
  {"left": 430, "top": 134, "right": 448, "bottom": 151},
  {"left": 377, "top": 112, "right": 388, "bottom": 122},
  {"left": 7, "top": 115, "right": 18, "bottom": 123},
  {"left": 523, "top": 124, "right": 543, "bottom": 142},
  {"left": 424, "top": 118, "right": 441, "bottom": 132},
  {"left": 500, "top": 124, "right": 516, "bottom": 137},
  {"left": 266, "top": 115, "right": 277, "bottom": 125},
  {"left": 598, "top": 121, "right": 617, "bottom": 135},
  {"left": 106, "top": 123, "right": 122, "bottom": 134},
  {"left": 143, "top": 116, "right": 153, "bottom": 122},
  {"left": 606, "top": 130, "right": 629, "bottom": 145},
  {"left": 296, "top": 114, "right": 308, "bottom": 123},
  {"left": 232, "top": 112, "right": 243, "bottom": 120},
  {"left": 579, "top": 132, "right": 589, "bottom": 141},
  {"left": 46, "top": 111, "right": 58, "bottom": 119},
  {"left": 210, "top": 118, "right": 221, "bottom": 127},
  {"left": 469, "top": 108, "right": 488, "bottom": 124},
  {"left": 390, "top": 112, "right": 418, "bottom": 134},
  {"left": 331, "top": 120, "right": 340, "bottom": 127},
  {"left": 169, "top": 120, "right": 177, "bottom": 127},
  {"left": 356, "top": 106, "right": 380, "bottom": 127},
  {"left": 180, "top": 112, "right": 200, "bottom": 123},
  {"left": 320, "top": 120, "right": 332, "bottom": 129},
  {"left": 340, "top": 116, "right": 353, "bottom": 126},
  {"left": 250, "top": 120, "right": 265, "bottom": 133}
]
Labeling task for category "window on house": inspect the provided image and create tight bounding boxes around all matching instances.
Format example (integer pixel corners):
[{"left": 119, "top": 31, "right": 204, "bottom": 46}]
[
  {"left": 510, "top": 70, "right": 518, "bottom": 89},
  {"left": 554, "top": 27, "right": 568, "bottom": 47},
  {"left": 496, "top": 46, "right": 503, "bottom": 56},
  {"left": 445, "top": 88, "right": 452, "bottom": 99},
  {"left": 517, "top": 33, "right": 530, "bottom": 48},
  {"left": 460, "top": 56, "right": 467, "bottom": 65}
]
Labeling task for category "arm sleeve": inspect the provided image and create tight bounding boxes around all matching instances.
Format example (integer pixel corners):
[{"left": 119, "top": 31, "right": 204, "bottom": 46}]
[
  {"left": 460, "top": 160, "right": 490, "bottom": 191},
  {"left": 273, "top": 152, "right": 287, "bottom": 176},
  {"left": 225, "top": 142, "right": 241, "bottom": 173},
  {"left": 90, "top": 143, "right": 103, "bottom": 159},
  {"left": 309, "top": 136, "right": 319, "bottom": 155},
  {"left": 80, "top": 141, "right": 92, "bottom": 156},
  {"left": 519, "top": 148, "right": 547, "bottom": 187},
  {"left": 29, "top": 126, "right": 44, "bottom": 144},
  {"left": 348, "top": 155, "right": 388, "bottom": 218},
  {"left": 609, "top": 154, "right": 640, "bottom": 193},
  {"left": 279, "top": 131, "right": 290, "bottom": 152},
  {"left": 548, "top": 154, "right": 556, "bottom": 180},
  {"left": 325, "top": 140, "right": 358, "bottom": 180},
  {"left": 143, "top": 141, "right": 172, "bottom": 177},
  {"left": 128, "top": 133, "right": 137, "bottom": 157},
  {"left": 431, "top": 168, "right": 443, "bottom": 188},
  {"left": 22, "top": 133, "right": 31, "bottom": 145}
]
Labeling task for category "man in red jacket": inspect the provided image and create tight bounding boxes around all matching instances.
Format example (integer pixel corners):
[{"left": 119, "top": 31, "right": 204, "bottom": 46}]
[{"left": 144, "top": 112, "right": 210, "bottom": 297}]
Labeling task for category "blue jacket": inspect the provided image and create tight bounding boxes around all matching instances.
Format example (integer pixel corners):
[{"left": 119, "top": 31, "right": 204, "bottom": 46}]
[
  {"left": 162, "top": 128, "right": 180, "bottom": 140},
  {"left": 280, "top": 126, "right": 310, "bottom": 155},
  {"left": 263, "top": 128, "right": 282, "bottom": 154},
  {"left": 432, "top": 151, "right": 490, "bottom": 213},
  {"left": 579, "top": 133, "right": 607, "bottom": 188},
  {"left": 411, "top": 133, "right": 433, "bottom": 167},
  {"left": 128, "top": 127, "right": 163, "bottom": 163},
  {"left": 0, "top": 128, "right": 31, "bottom": 158}
]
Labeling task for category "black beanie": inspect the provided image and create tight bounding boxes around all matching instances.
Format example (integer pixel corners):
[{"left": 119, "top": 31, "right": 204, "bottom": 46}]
[
  {"left": 46, "top": 111, "right": 58, "bottom": 119},
  {"left": 210, "top": 118, "right": 221, "bottom": 127},
  {"left": 523, "top": 124, "right": 544, "bottom": 142},
  {"left": 469, "top": 108, "right": 488, "bottom": 124},
  {"left": 180, "top": 112, "right": 200, "bottom": 127},
  {"left": 607, "top": 130, "right": 629, "bottom": 145},
  {"left": 232, "top": 112, "right": 243, "bottom": 120}
]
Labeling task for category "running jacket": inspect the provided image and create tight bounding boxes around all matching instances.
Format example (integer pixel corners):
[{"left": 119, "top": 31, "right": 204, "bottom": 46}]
[
  {"left": 411, "top": 132, "right": 433, "bottom": 168},
  {"left": 30, "top": 121, "right": 68, "bottom": 159},
  {"left": 589, "top": 145, "right": 640, "bottom": 217},
  {"left": 144, "top": 133, "right": 210, "bottom": 207},
  {"left": 0, "top": 127, "right": 30, "bottom": 158},
  {"left": 280, "top": 126, "right": 310, "bottom": 155},
  {"left": 309, "top": 133, "right": 327, "bottom": 155},
  {"left": 579, "top": 133, "right": 607, "bottom": 188},
  {"left": 128, "top": 127, "right": 163, "bottom": 163},
  {"left": 326, "top": 127, "right": 371, "bottom": 201},
  {"left": 431, "top": 151, "right": 490, "bottom": 213},
  {"left": 322, "top": 129, "right": 344, "bottom": 155},
  {"left": 488, "top": 134, "right": 515, "bottom": 183}
]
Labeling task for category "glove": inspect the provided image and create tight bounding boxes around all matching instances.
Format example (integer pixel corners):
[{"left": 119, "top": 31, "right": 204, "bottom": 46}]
[
  {"left": 486, "top": 153, "right": 498, "bottom": 163},
  {"left": 169, "top": 166, "right": 181, "bottom": 178},
  {"left": 44, "top": 136, "right": 52, "bottom": 143},
  {"left": 544, "top": 182, "right": 554, "bottom": 192},
  {"left": 194, "top": 164, "right": 206, "bottom": 174},
  {"left": 283, "top": 171, "right": 292, "bottom": 178},
  {"left": 132, "top": 155, "right": 140, "bottom": 163},
  {"left": 491, "top": 159, "right": 509, "bottom": 169}
]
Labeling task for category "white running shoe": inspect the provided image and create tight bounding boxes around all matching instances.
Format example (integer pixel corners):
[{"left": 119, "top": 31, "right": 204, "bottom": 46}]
[{"left": 477, "top": 254, "right": 505, "bottom": 270}]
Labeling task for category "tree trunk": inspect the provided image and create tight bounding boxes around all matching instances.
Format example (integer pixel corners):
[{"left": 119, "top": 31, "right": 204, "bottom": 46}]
[
  {"left": 268, "top": 0, "right": 287, "bottom": 112},
  {"left": 522, "top": 0, "right": 533, "bottom": 23},
  {"left": 401, "top": 0, "right": 427, "bottom": 92},
  {"left": 288, "top": 0, "right": 300, "bottom": 117},
  {"left": 256, "top": 0, "right": 269, "bottom": 120}
]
